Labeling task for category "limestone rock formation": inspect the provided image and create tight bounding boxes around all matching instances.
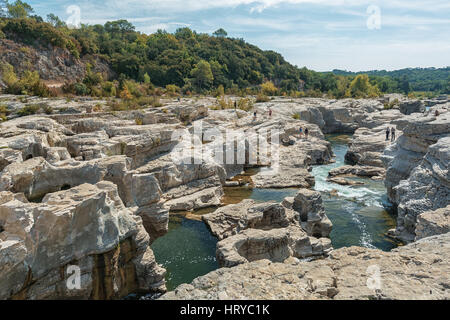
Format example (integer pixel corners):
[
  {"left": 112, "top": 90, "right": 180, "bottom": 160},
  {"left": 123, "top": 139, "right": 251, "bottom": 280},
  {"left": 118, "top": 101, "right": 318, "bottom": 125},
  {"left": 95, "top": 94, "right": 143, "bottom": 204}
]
[
  {"left": 345, "top": 125, "right": 401, "bottom": 167},
  {"left": 326, "top": 177, "right": 365, "bottom": 186},
  {"left": 328, "top": 165, "right": 386, "bottom": 179},
  {"left": 383, "top": 108, "right": 449, "bottom": 202},
  {"left": 216, "top": 226, "right": 332, "bottom": 267},
  {"left": 383, "top": 107, "right": 449, "bottom": 242},
  {"left": 415, "top": 206, "right": 450, "bottom": 241},
  {"left": 291, "top": 189, "right": 333, "bottom": 238},
  {"left": 202, "top": 200, "right": 297, "bottom": 240},
  {"left": 0, "top": 182, "right": 165, "bottom": 300},
  {"left": 160, "top": 232, "right": 450, "bottom": 300},
  {"left": 203, "top": 189, "right": 333, "bottom": 268},
  {"left": 399, "top": 100, "right": 425, "bottom": 115}
]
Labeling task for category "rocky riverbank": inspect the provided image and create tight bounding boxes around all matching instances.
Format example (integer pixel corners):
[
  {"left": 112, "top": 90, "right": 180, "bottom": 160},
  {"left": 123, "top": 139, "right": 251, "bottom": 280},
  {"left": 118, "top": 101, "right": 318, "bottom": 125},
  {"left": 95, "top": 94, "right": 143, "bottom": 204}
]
[{"left": 1, "top": 94, "right": 449, "bottom": 299}]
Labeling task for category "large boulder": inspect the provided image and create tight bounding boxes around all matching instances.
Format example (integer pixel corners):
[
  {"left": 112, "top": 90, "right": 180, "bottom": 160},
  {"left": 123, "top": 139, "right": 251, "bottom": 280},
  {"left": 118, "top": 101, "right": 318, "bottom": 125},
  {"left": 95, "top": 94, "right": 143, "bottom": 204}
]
[
  {"left": 203, "top": 200, "right": 296, "bottom": 240},
  {"left": 345, "top": 125, "right": 400, "bottom": 167},
  {"left": 328, "top": 165, "right": 386, "bottom": 179},
  {"left": 290, "top": 189, "right": 333, "bottom": 238},
  {"left": 216, "top": 226, "right": 332, "bottom": 267},
  {"left": 415, "top": 206, "right": 450, "bottom": 241},
  {"left": 399, "top": 100, "right": 425, "bottom": 115}
]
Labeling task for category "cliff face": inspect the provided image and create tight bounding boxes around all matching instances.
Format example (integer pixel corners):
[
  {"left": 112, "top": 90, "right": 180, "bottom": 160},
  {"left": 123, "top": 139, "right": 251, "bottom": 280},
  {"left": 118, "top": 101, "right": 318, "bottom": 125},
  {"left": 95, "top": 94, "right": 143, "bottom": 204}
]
[
  {"left": 0, "top": 182, "right": 165, "bottom": 300},
  {"left": 382, "top": 104, "right": 450, "bottom": 242},
  {"left": 0, "top": 39, "right": 114, "bottom": 85}
]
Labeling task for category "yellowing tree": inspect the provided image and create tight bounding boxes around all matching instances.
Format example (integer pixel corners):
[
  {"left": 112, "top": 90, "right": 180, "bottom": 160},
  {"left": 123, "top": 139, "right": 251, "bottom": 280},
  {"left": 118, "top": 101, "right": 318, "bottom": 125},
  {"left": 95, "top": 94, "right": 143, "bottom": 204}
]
[
  {"left": 120, "top": 86, "right": 132, "bottom": 100},
  {"left": 348, "top": 74, "right": 380, "bottom": 98},
  {"left": 261, "top": 81, "right": 277, "bottom": 96}
]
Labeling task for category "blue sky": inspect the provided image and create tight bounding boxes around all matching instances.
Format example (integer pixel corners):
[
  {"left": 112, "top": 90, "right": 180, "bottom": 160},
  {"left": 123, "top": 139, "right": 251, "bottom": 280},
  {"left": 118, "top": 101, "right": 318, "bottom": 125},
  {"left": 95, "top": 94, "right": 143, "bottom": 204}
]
[{"left": 26, "top": 0, "right": 450, "bottom": 71}]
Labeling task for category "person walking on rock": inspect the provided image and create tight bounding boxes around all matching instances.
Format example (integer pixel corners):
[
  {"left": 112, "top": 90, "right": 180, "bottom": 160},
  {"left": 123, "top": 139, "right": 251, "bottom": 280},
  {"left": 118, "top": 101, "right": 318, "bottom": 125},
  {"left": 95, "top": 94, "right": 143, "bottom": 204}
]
[
  {"left": 391, "top": 127, "right": 396, "bottom": 142},
  {"left": 299, "top": 127, "right": 303, "bottom": 138},
  {"left": 385, "top": 127, "right": 390, "bottom": 141},
  {"left": 304, "top": 128, "right": 309, "bottom": 139},
  {"left": 268, "top": 108, "right": 272, "bottom": 117}
]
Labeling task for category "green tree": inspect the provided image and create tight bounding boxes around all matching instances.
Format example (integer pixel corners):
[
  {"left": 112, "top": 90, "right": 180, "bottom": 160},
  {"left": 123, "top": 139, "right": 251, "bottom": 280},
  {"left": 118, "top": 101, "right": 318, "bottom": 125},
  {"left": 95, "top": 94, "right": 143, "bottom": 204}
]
[
  {"left": 143, "top": 73, "right": 151, "bottom": 84},
  {"left": 7, "top": 0, "right": 33, "bottom": 18},
  {"left": 213, "top": 28, "right": 228, "bottom": 37},
  {"left": 47, "top": 13, "right": 66, "bottom": 28},
  {"left": 191, "top": 60, "right": 214, "bottom": 90},
  {"left": 399, "top": 75, "right": 411, "bottom": 94}
]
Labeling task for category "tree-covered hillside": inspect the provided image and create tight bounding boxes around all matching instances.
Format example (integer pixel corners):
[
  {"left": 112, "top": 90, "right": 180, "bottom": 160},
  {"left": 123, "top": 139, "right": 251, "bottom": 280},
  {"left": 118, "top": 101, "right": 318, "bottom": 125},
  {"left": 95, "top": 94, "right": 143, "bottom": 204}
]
[
  {"left": 0, "top": 0, "right": 448, "bottom": 99},
  {"left": 332, "top": 68, "right": 450, "bottom": 94}
]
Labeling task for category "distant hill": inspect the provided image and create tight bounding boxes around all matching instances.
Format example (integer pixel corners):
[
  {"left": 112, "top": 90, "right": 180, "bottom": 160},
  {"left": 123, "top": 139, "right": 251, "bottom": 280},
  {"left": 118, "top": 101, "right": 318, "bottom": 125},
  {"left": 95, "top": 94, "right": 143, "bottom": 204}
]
[
  {"left": 330, "top": 68, "right": 450, "bottom": 93},
  {"left": 0, "top": 1, "right": 448, "bottom": 98}
]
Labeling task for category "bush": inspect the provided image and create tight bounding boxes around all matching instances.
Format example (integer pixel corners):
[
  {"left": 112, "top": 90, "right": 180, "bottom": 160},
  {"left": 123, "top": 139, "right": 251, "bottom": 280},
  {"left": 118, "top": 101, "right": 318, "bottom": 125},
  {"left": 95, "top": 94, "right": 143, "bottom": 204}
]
[
  {"left": 217, "top": 96, "right": 233, "bottom": 109},
  {"left": 0, "top": 104, "right": 10, "bottom": 116},
  {"left": 384, "top": 98, "right": 400, "bottom": 110},
  {"left": 2, "top": 66, "right": 50, "bottom": 97},
  {"left": 74, "top": 83, "right": 88, "bottom": 96},
  {"left": 0, "top": 104, "right": 10, "bottom": 121},
  {"left": 18, "top": 104, "right": 40, "bottom": 116},
  {"left": 107, "top": 95, "right": 161, "bottom": 111},
  {"left": 93, "top": 104, "right": 103, "bottom": 112},
  {"left": 165, "top": 84, "right": 180, "bottom": 96},
  {"left": 237, "top": 98, "right": 253, "bottom": 111},
  {"left": 292, "top": 113, "right": 301, "bottom": 120},
  {"left": 42, "top": 104, "right": 53, "bottom": 114},
  {"left": 255, "top": 93, "right": 270, "bottom": 103}
]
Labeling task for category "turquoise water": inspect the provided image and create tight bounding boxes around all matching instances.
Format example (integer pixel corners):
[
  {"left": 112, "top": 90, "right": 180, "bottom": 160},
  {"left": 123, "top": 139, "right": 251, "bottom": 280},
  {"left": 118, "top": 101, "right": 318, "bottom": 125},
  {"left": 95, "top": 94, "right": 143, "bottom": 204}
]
[
  {"left": 151, "top": 134, "right": 397, "bottom": 291},
  {"left": 150, "top": 188, "right": 298, "bottom": 291},
  {"left": 311, "top": 135, "right": 397, "bottom": 250}
]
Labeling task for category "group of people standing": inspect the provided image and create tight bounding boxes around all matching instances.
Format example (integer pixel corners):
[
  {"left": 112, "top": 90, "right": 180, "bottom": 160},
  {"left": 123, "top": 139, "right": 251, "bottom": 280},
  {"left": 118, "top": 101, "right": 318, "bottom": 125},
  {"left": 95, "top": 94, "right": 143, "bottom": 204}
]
[
  {"left": 251, "top": 107, "right": 272, "bottom": 119},
  {"left": 386, "top": 127, "right": 396, "bottom": 142},
  {"left": 298, "top": 127, "right": 309, "bottom": 139}
]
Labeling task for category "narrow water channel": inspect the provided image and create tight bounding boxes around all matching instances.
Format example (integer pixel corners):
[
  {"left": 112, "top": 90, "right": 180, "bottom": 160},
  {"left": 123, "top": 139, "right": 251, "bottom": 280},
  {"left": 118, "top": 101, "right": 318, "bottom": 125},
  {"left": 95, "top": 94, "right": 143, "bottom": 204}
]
[
  {"left": 151, "top": 134, "right": 397, "bottom": 291},
  {"left": 311, "top": 134, "right": 397, "bottom": 250}
]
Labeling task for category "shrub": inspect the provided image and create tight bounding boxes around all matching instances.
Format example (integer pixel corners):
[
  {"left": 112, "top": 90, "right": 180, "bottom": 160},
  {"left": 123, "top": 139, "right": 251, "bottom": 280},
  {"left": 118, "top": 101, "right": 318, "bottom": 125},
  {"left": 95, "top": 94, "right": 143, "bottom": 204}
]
[
  {"left": 42, "top": 104, "right": 53, "bottom": 114},
  {"left": 74, "top": 83, "right": 88, "bottom": 96},
  {"left": 93, "top": 103, "right": 103, "bottom": 112},
  {"left": 238, "top": 98, "right": 253, "bottom": 111},
  {"left": 384, "top": 98, "right": 400, "bottom": 110},
  {"left": 214, "top": 85, "right": 225, "bottom": 97},
  {"left": 217, "top": 96, "right": 233, "bottom": 109},
  {"left": 292, "top": 113, "right": 301, "bottom": 120},
  {"left": 18, "top": 104, "right": 40, "bottom": 116},
  {"left": 0, "top": 104, "right": 10, "bottom": 116},
  {"left": 135, "top": 118, "right": 143, "bottom": 125},
  {"left": 255, "top": 93, "right": 270, "bottom": 103},
  {"left": 0, "top": 104, "right": 10, "bottom": 121},
  {"left": 165, "top": 84, "right": 180, "bottom": 96}
]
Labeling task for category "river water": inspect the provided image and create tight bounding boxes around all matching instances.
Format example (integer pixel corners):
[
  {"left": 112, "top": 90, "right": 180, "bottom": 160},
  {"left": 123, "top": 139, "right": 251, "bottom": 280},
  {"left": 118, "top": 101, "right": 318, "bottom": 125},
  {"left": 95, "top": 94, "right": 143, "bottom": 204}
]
[{"left": 151, "top": 134, "right": 397, "bottom": 291}]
